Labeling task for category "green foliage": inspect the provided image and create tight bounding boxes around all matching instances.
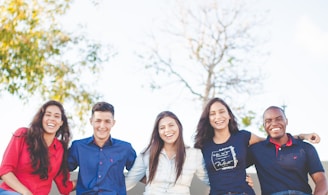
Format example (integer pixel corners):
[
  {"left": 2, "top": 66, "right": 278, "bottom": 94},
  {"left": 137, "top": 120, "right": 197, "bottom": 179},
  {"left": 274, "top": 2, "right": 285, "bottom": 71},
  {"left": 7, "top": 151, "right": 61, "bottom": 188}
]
[
  {"left": 241, "top": 115, "right": 254, "bottom": 127},
  {"left": 237, "top": 108, "right": 266, "bottom": 134},
  {"left": 0, "top": 0, "right": 111, "bottom": 129}
]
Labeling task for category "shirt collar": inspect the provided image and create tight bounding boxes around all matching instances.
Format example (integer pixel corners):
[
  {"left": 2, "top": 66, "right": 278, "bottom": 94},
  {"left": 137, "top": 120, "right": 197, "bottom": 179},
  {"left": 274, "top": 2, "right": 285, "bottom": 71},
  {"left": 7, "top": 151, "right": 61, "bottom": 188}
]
[
  {"left": 160, "top": 149, "right": 176, "bottom": 159},
  {"left": 266, "top": 133, "right": 294, "bottom": 147},
  {"left": 50, "top": 137, "right": 60, "bottom": 150},
  {"left": 87, "top": 136, "right": 113, "bottom": 146}
]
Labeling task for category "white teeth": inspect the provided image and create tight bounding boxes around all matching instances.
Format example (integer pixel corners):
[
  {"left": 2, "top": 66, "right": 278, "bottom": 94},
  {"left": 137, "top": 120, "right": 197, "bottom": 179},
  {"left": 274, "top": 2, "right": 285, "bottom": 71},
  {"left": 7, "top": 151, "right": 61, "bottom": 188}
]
[
  {"left": 272, "top": 128, "right": 280, "bottom": 131},
  {"left": 216, "top": 120, "right": 224, "bottom": 124},
  {"left": 48, "top": 123, "right": 55, "bottom": 127}
]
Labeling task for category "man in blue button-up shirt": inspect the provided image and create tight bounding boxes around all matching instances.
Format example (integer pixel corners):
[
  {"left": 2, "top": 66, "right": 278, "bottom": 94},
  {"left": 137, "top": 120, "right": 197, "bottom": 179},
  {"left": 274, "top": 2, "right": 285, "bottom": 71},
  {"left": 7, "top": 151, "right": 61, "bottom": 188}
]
[{"left": 68, "top": 101, "right": 137, "bottom": 195}]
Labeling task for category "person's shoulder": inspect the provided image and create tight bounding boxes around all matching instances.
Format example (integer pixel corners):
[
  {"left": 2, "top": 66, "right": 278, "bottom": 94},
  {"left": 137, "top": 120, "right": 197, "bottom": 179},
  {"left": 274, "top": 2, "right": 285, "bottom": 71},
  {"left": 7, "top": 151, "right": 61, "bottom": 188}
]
[
  {"left": 186, "top": 146, "right": 201, "bottom": 152},
  {"left": 249, "top": 138, "right": 266, "bottom": 149},
  {"left": 186, "top": 147, "right": 203, "bottom": 156},
  {"left": 53, "top": 137, "right": 65, "bottom": 149},
  {"left": 13, "top": 127, "right": 28, "bottom": 136},
  {"left": 252, "top": 140, "right": 265, "bottom": 146},
  {"left": 296, "top": 139, "right": 317, "bottom": 149},
  {"left": 71, "top": 136, "right": 92, "bottom": 145},
  {"left": 239, "top": 129, "right": 251, "bottom": 135},
  {"left": 234, "top": 129, "right": 252, "bottom": 139},
  {"left": 112, "top": 137, "right": 133, "bottom": 146}
]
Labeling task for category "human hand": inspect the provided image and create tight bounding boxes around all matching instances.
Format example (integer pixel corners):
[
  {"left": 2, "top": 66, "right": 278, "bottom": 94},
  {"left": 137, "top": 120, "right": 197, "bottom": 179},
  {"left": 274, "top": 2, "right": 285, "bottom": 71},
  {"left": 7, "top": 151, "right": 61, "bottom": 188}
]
[
  {"left": 21, "top": 190, "right": 33, "bottom": 195},
  {"left": 303, "top": 133, "right": 320, "bottom": 144},
  {"left": 246, "top": 174, "right": 254, "bottom": 188},
  {"left": 72, "top": 179, "right": 77, "bottom": 191}
]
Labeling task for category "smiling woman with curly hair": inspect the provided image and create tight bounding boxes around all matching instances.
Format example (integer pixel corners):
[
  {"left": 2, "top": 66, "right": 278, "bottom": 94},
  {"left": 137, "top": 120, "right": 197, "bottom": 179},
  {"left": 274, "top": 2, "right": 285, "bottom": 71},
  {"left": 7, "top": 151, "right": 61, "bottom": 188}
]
[{"left": 0, "top": 100, "right": 76, "bottom": 195}]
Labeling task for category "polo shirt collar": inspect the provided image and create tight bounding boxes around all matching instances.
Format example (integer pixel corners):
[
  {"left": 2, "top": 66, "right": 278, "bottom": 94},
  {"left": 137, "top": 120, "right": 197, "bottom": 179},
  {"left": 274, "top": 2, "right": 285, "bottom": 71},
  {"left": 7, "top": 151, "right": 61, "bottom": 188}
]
[{"left": 265, "top": 133, "right": 296, "bottom": 147}]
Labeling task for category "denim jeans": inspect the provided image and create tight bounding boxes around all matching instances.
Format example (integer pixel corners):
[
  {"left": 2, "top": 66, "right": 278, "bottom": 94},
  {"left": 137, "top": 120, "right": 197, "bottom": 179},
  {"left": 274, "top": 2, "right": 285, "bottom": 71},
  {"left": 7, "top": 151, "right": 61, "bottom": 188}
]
[
  {"left": 0, "top": 188, "right": 20, "bottom": 195},
  {"left": 270, "top": 190, "right": 311, "bottom": 195}
]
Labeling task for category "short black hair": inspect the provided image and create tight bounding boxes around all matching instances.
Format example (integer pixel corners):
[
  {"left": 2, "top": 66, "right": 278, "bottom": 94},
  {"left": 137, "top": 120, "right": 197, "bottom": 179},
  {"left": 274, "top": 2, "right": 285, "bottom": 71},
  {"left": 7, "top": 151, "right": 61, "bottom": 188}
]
[
  {"left": 91, "top": 102, "right": 114, "bottom": 116},
  {"left": 263, "top": 106, "right": 286, "bottom": 119}
]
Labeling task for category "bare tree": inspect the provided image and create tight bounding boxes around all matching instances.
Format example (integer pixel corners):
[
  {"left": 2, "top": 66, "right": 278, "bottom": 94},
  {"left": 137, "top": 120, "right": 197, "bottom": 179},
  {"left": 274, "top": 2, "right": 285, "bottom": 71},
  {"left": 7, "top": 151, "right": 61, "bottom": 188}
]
[{"left": 138, "top": 0, "right": 268, "bottom": 124}]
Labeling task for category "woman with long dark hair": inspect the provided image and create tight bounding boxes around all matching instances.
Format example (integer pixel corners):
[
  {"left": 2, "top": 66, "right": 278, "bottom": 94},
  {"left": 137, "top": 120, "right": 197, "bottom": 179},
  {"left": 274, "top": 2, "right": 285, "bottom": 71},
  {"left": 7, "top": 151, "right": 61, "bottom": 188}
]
[
  {"left": 125, "top": 111, "right": 209, "bottom": 195},
  {"left": 0, "top": 100, "right": 76, "bottom": 195}
]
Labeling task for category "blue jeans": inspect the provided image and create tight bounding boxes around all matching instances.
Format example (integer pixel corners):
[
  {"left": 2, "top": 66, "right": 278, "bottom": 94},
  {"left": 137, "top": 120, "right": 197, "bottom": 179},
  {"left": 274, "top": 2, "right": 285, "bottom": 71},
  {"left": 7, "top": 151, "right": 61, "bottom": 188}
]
[
  {"left": 271, "top": 190, "right": 311, "bottom": 195},
  {"left": 0, "top": 188, "right": 20, "bottom": 195}
]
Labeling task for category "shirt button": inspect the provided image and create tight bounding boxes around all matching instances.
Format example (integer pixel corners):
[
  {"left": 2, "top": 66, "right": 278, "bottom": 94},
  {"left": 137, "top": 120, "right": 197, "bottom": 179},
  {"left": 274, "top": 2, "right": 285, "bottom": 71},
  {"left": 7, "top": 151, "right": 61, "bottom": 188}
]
[
  {"left": 98, "top": 175, "right": 102, "bottom": 178},
  {"left": 99, "top": 161, "right": 103, "bottom": 165}
]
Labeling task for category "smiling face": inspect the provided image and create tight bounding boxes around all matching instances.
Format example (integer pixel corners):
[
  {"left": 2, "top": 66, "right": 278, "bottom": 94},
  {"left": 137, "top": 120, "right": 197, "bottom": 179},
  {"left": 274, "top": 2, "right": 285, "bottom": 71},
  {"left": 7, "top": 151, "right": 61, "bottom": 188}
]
[
  {"left": 158, "top": 116, "right": 180, "bottom": 146},
  {"left": 90, "top": 111, "right": 115, "bottom": 146},
  {"left": 209, "top": 101, "right": 231, "bottom": 132},
  {"left": 42, "top": 105, "right": 64, "bottom": 136},
  {"left": 263, "top": 107, "right": 288, "bottom": 140}
]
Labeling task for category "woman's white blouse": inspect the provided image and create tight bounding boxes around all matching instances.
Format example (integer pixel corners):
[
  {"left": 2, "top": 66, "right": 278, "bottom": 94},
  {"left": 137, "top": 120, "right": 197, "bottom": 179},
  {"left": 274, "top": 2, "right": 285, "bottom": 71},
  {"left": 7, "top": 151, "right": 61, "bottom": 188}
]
[{"left": 125, "top": 147, "right": 209, "bottom": 195}]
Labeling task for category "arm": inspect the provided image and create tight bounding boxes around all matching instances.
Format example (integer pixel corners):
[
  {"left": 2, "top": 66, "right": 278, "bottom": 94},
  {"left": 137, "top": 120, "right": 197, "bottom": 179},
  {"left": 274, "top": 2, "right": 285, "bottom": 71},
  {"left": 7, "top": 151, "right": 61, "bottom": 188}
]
[
  {"left": 1, "top": 172, "right": 32, "bottom": 195},
  {"left": 310, "top": 172, "right": 328, "bottom": 195},
  {"left": 249, "top": 133, "right": 265, "bottom": 146},
  {"left": 67, "top": 143, "right": 79, "bottom": 172},
  {"left": 294, "top": 133, "right": 320, "bottom": 144},
  {"left": 249, "top": 132, "right": 320, "bottom": 146},
  {"left": 54, "top": 143, "right": 75, "bottom": 194},
  {"left": 246, "top": 175, "right": 254, "bottom": 188},
  {"left": 125, "top": 154, "right": 147, "bottom": 191},
  {"left": 125, "top": 146, "right": 137, "bottom": 171},
  {"left": 139, "top": 176, "right": 147, "bottom": 184},
  {"left": 53, "top": 171, "right": 74, "bottom": 195},
  {"left": 194, "top": 149, "right": 209, "bottom": 186},
  {"left": 72, "top": 180, "right": 77, "bottom": 191},
  {"left": 0, "top": 129, "right": 32, "bottom": 195},
  {"left": 306, "top": 142, "right": 327, "bottom": 194}
]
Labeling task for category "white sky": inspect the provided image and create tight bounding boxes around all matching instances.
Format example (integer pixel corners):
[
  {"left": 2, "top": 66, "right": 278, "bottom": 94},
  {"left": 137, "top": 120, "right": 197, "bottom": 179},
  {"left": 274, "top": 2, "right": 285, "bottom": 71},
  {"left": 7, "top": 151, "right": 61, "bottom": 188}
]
[{"left": 1, "top": 0, "right": 328, "bottom": 163}]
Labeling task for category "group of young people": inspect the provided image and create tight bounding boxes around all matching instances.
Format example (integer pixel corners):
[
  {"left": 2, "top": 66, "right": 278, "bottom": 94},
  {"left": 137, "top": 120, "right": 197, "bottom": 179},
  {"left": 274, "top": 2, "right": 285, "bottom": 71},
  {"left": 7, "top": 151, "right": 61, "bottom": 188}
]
[{"left": 0, "top": 98, "right": 327, "bottom": 195}]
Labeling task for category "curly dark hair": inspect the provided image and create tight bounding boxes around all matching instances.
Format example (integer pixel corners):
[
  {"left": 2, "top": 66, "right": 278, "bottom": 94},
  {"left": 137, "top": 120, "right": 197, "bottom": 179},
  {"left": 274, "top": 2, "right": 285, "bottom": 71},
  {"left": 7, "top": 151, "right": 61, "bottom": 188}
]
[{"left": 25, "top": 100, "right": 71, "bottom": 185}]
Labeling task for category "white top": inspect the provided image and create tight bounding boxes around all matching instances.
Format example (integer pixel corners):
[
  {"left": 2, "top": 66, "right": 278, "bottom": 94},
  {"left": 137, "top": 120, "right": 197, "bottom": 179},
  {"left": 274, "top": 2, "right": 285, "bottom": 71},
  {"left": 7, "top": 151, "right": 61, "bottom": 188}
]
[{"left": 125, "top": 147, "right": 209, "bottom": 195}]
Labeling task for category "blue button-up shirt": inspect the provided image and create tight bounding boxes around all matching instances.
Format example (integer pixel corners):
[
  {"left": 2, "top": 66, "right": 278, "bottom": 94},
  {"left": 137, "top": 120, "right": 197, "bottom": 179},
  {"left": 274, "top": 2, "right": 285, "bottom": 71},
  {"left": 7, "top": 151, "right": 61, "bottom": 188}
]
[{"left": 68, "top": 136, "right": 136, "bottom": 195}]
